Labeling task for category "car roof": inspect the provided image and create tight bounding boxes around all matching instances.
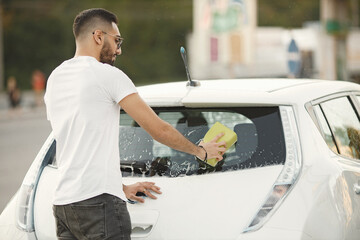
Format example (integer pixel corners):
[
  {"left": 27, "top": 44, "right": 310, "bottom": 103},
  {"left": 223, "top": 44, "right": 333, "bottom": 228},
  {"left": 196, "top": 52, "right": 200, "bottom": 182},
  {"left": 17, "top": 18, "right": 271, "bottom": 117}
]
[{"left": 137, "top": 79, "right": 360, "bottom": 107}]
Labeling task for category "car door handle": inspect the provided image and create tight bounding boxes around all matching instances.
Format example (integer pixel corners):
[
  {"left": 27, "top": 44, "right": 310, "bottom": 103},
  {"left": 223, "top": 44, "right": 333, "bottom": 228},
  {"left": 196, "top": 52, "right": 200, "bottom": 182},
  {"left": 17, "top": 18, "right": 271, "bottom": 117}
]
[
  {"left": 129, "top": 210, "right": 159, "bottom": 238},
  {"left": 354, "top": 183, "right": 360, "bottom": 194},
  {"left": 132, "top": 224, "right": 153, "bottom": 236}
]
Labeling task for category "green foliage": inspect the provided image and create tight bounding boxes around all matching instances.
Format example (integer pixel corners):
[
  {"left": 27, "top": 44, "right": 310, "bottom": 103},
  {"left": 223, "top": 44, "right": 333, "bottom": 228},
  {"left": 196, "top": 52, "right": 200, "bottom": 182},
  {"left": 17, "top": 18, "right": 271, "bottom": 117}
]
[
  {"left": 3, "top": 0, "right": 192, "bottom": 89},
  {"left": 258, "top": 0, "right": 320, "bottom": 28},
  {"left": 112, "top": 0, "right": 193, "bottom": 85},
  {"left": 4, "top": 15, "right": 73, "bottom": 89}
]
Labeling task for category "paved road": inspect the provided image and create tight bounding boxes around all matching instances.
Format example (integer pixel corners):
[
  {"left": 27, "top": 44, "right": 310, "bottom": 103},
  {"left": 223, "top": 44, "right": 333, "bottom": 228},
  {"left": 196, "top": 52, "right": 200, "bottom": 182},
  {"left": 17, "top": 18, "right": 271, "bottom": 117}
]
[{"left": 0, "top": 107, "right": 51, "bottom": 213}]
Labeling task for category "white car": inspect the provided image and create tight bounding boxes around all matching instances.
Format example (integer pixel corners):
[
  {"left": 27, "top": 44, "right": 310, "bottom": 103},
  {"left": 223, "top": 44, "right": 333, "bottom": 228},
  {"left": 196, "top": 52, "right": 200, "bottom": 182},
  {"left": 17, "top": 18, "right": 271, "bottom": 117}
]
[{"left": 1, "top": 78, "right": 360, "bottom": 240}]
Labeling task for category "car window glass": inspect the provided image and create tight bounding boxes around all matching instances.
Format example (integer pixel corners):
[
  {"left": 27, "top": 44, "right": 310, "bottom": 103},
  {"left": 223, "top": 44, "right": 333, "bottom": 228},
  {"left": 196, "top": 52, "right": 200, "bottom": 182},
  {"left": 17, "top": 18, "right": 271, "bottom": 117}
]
[
  {"left": 119, "top": 107, "right": 286, "bottom": 177},
  {"left": 321, "top": 97, "right": 360, "bottom": 160},
  {"left": 313, "top": 105, "right": 338, "bottom": 153}
]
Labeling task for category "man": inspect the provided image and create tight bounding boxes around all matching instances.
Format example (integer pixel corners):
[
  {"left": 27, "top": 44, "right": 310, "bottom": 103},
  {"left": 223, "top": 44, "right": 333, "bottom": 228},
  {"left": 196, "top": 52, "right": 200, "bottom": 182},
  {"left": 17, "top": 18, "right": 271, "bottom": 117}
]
[{"left": 45, "top": 8, "right": 226, "bottom": 240}]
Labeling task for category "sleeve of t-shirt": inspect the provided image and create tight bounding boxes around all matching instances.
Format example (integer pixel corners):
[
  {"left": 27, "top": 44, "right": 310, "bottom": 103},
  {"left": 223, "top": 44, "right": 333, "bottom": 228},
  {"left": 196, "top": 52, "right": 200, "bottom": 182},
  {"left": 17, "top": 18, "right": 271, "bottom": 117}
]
[{"left": 103, "top": 67, "right": 138, "bottom": 104}]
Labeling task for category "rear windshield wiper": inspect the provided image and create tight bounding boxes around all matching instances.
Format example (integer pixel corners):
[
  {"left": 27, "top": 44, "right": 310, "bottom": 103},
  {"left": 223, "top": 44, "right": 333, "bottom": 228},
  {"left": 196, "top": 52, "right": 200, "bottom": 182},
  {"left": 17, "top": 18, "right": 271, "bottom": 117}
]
[
  {"left": 120, "top": 161, "right": 148, "bottom": 175},
  {"left": 120, "top": 157, "right": 172, "bottom": 177}
]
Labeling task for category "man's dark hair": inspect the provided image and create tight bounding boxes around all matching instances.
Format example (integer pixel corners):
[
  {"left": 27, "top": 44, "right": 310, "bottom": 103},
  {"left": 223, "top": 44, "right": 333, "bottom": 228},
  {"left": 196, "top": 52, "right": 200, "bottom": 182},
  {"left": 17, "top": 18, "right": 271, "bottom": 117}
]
[{"left": 73, "top": 8, "right": 118, "bottom": 39}]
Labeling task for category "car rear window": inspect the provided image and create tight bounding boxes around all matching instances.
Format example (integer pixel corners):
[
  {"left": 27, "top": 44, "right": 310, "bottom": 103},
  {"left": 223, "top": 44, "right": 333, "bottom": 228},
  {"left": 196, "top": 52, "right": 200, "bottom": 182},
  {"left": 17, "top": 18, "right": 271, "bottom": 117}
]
[{"left": 119, "top": 107, "right": 286, "bottom": 177}]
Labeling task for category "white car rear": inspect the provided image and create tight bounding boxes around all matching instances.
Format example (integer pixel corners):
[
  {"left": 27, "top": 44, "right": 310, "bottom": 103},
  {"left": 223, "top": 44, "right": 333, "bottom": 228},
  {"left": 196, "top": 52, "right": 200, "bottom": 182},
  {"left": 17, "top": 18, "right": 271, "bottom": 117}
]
[{"left": 1, "top": 79, "right": 360, "bottom": 240}]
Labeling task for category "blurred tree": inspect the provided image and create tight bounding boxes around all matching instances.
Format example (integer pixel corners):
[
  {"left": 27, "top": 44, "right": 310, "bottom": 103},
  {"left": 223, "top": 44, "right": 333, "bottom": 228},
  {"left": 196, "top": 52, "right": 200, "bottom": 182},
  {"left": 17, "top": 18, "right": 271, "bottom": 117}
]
[
  {"left": 115, "top": 0, "right": 193, "bottom": 85},
  {"left": 4, "top": 17, "right": 72, "bottom": 89},
  {"left": 3, "top": 0, "right": 74, "bottom": 89},
  {"left": 2, "top": 0, "right": 193, "bottom": 89},
  {"left": 258, "top": 0, "right": 320, "bottom": 28}
]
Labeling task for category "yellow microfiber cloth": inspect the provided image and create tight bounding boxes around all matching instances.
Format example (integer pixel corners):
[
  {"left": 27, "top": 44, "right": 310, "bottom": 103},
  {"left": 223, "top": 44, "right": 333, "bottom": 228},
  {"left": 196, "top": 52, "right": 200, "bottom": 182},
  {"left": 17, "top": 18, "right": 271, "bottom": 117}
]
[{"left": 202, "top": 122, "right": 238, "bottom": 167}]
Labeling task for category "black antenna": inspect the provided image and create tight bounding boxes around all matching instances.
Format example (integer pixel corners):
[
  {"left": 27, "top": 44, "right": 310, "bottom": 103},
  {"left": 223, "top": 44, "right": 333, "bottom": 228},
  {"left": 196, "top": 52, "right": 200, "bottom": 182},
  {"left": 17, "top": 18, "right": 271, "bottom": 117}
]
[{"left": 180, "top": 46, "right": 200, "bottom": 87}]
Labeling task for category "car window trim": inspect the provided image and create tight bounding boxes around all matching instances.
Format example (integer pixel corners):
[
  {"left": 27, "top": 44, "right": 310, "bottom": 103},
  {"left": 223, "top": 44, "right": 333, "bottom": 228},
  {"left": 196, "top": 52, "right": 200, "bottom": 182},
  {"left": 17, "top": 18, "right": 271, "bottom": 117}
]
[
  {"left": 333, "top": 151, "right": 360, "bottom": 164},
  {"left": 318, "top": 104, "right": 340, "bottom": 153},
  {"left": 310, "top": 91, "right": 360, "bottom": 105},
  {"left": 305, "top": 103, "right": 322, "bottom": 135},
  {"left": 334, "top": 153, "right": 360, "bottom": 165},
  {"left": 306, "top": 103, "right": 340, "bottom": 154},
  {"left": 308, "top": 102, "right": 360, "bottom": 163},
  {"left": 306, "top": 91, "right": 360, "bottom": 133},
  {"left": 347, "top": 95, "right": 360, "bottom": 121},
  {"left": 349, "top": 94, "right": 360, "bottom": 119},
  {"left": 306, "top": 91, "right": 360, "bottom": 157},
  {"left": 307, "top": 91, "right": 354, "bottom": 137},
  {"left": 320, "top": 96, "right": 360, "bottom": 151},
  {"left": 315, "top": 95, "right": 360, "bottom": 161}
]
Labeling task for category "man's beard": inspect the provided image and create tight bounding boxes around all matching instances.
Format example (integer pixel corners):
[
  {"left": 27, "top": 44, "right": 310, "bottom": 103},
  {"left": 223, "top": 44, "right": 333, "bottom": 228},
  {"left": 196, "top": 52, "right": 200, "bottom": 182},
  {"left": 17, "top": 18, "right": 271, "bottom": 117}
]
[{"left": 99, "top": 41, "right": 116, "bottom": 65}]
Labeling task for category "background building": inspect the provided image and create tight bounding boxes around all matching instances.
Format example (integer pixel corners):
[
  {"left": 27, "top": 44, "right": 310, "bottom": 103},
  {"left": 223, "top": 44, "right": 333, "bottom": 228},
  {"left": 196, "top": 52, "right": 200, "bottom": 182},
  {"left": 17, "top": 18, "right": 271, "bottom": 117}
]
[
  {"left": 188, "top": 0, "right": 360, "bottom": 81},
  {"left": 189, "top": 0, "right": 257, "bottom": 79}
]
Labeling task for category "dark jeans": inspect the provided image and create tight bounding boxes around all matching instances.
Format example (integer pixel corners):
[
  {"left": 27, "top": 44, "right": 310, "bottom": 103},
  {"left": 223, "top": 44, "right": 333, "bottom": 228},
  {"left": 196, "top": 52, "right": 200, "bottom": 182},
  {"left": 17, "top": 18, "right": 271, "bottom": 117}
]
[{"left": 53, "top": 194, "right": 131, "bottom": 240}]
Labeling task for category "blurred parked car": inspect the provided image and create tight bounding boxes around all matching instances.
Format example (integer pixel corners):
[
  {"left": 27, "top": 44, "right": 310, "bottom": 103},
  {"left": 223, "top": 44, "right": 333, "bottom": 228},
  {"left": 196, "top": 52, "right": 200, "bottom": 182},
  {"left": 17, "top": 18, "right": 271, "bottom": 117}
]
[{"left": 1, "top": 79, "right": 360, "bottom": 240}]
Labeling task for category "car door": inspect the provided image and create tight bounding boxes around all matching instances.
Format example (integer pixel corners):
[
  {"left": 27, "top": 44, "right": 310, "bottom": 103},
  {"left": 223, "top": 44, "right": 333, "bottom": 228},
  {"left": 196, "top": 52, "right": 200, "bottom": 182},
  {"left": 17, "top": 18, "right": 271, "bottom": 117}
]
[{"left": 312, "top": 94, "right": 360, "bottom": 239}]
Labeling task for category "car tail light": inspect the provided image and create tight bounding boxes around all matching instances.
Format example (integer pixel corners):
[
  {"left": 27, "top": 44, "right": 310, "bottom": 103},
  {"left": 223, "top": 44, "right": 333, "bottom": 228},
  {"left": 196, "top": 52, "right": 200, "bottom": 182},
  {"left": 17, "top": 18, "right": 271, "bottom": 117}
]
[
  {"left": 16, "top": 184, "right": 35, "bottom": 231},
  {"left": 243, "top": 106, "right": 302, "bottom": 233},
  {"left": 16, "top": 134, "right": 55, "bottom": 232}
]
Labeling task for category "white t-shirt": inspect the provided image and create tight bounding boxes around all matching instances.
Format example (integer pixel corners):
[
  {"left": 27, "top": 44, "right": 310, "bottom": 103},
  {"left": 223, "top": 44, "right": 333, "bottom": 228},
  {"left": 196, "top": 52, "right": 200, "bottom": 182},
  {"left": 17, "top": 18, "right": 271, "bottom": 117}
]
[{"left": 44, "top": 56, "right": 137, "bottom": 205}]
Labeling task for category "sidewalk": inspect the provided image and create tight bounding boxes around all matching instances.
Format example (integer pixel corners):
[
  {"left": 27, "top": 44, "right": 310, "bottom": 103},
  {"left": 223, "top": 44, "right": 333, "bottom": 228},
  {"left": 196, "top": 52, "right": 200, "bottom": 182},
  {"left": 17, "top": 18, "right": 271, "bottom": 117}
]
[{"left": 0, "top": 91, "right": 47, "bottom": 121}]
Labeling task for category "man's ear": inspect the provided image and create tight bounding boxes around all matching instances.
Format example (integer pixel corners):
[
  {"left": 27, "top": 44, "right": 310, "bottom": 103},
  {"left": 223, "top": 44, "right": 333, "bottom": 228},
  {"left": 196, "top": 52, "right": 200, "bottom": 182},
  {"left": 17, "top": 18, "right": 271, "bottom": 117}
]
[{"left": 92, "top": 30, "right": 103, "bottom": 45}]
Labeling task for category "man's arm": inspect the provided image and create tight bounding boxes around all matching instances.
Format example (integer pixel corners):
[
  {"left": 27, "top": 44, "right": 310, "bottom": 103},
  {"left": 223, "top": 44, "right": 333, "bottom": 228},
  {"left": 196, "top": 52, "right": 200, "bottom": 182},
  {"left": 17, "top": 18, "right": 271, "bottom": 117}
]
[{"left": 119, "top": 93, "right": 226, "bottom": 160}]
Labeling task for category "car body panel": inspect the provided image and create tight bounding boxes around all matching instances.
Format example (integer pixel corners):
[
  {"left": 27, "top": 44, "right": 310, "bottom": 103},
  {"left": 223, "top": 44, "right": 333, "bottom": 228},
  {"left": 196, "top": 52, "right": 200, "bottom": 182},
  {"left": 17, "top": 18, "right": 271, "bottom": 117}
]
[
  {"left": 139, "top": 79, "right": 360, "bottom": 107},
  {"left": 333, "top": 157, "right": 360, "bottom": 239},
  {"left": 123, "top": 165, "right": 283, "bottom": 239},
  {"left": 236, "top": 226, "right": 314, "bottom": 240}
]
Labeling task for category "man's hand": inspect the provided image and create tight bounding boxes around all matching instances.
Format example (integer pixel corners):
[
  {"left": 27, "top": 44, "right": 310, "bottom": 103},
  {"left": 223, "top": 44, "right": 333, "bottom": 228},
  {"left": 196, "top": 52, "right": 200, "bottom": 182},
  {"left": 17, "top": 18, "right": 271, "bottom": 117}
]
[
  {"left": 199, "top": 133, "right": 227, "bottom": 161},
  {"left": 123, "top": 182, "right": 162, "bottom": 203}
]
